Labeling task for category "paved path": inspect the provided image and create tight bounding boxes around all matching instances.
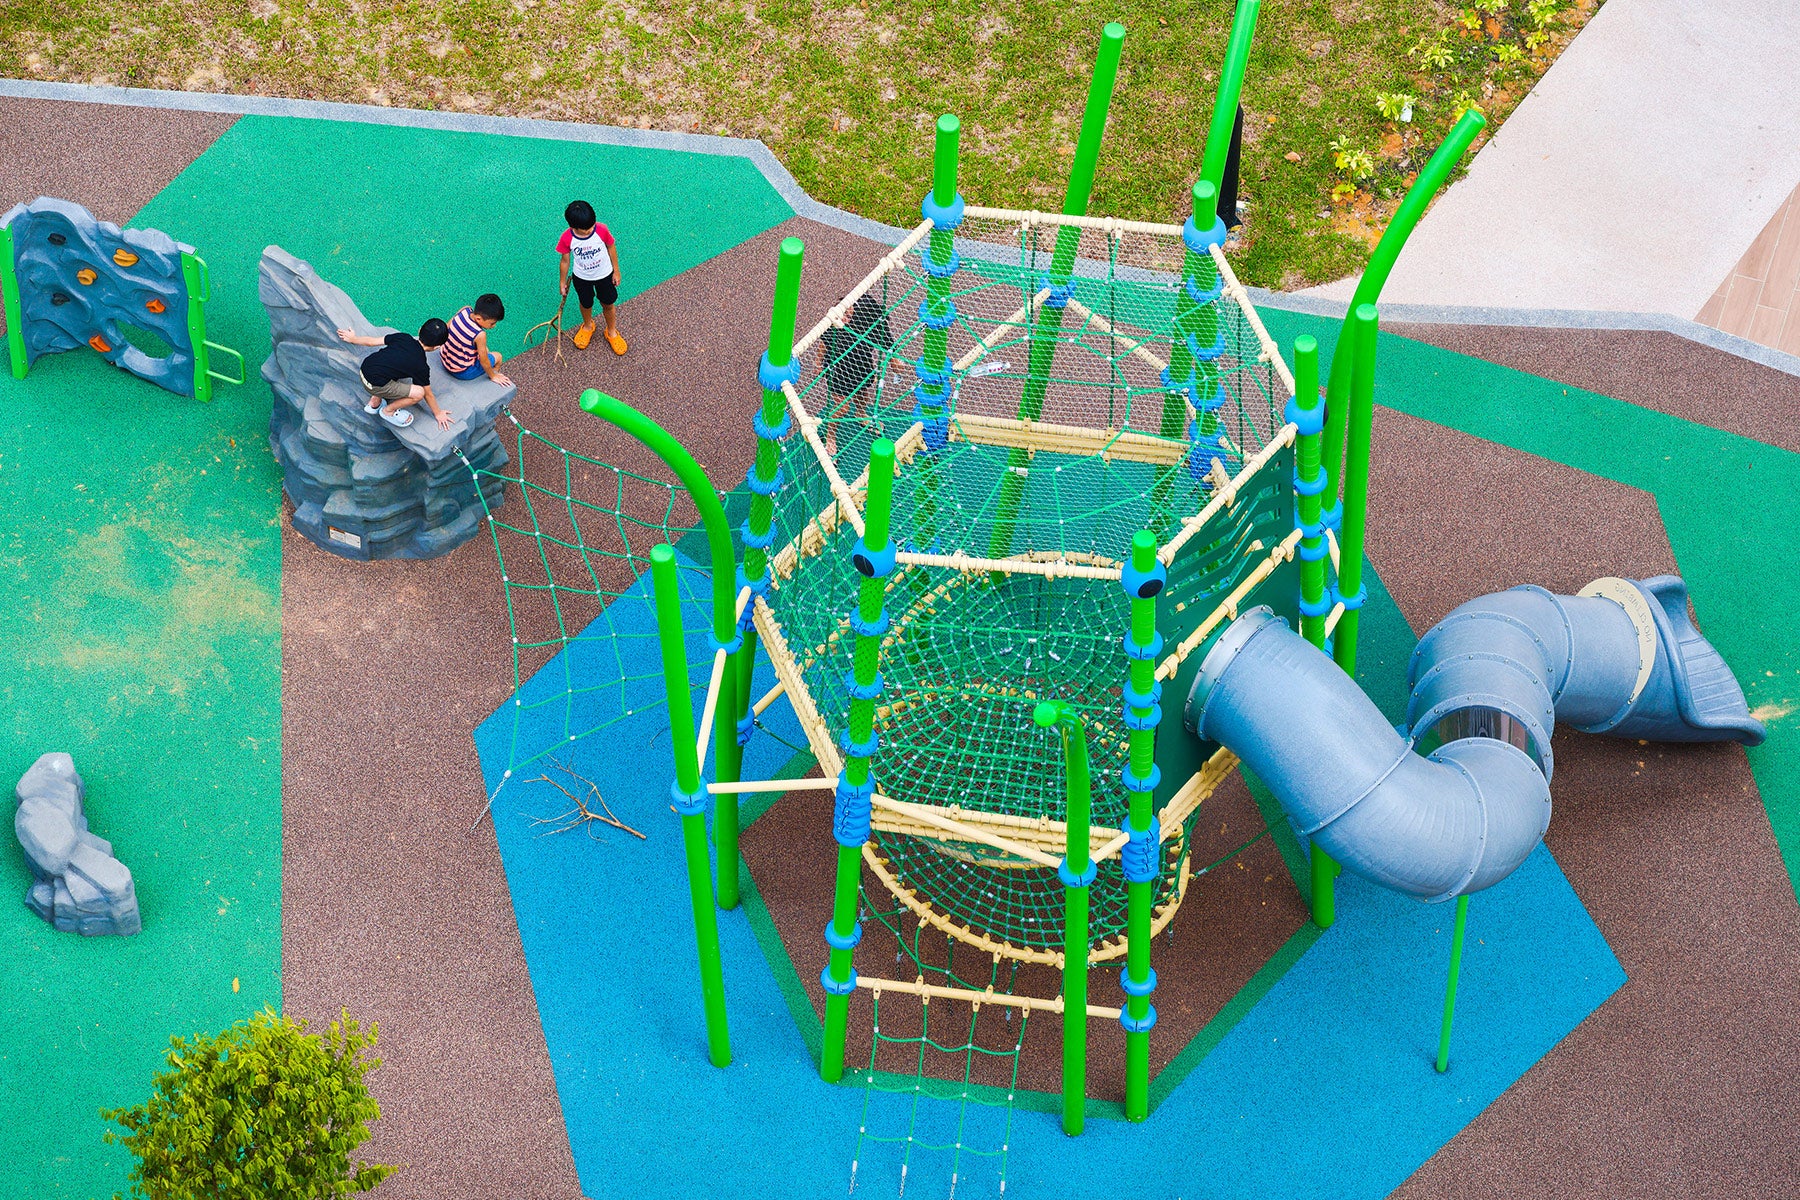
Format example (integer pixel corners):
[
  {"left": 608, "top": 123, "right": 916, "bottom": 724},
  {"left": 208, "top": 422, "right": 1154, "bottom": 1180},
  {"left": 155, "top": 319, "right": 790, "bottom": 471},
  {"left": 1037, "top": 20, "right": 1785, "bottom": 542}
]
[{"left": 1304, "top": 0, "right": 1800, "bottom": 322}]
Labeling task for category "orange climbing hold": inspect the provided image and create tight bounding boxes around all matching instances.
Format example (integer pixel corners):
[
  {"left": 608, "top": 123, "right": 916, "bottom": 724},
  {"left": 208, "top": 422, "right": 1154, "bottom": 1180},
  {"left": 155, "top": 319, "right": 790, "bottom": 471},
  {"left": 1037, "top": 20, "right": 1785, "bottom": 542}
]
[
  {"left": 112, "top": 249, "right": 139, "bottom": 267},
  {"left": 144, "top": 298, "right": 166, "bottom": 314},
  {"left": 88, "top": 334, "right": 111, "bottom": 353},
  {"left": 76, "top": 268, "right": 97, "bottom": 285}
]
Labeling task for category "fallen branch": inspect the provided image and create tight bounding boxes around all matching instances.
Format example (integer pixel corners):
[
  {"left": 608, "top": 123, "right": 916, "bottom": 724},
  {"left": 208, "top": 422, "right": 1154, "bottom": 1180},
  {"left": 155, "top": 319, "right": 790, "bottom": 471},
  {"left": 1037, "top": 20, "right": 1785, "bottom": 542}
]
[{"left": 524, "top": 758, "right": 647, "bottom": 840}]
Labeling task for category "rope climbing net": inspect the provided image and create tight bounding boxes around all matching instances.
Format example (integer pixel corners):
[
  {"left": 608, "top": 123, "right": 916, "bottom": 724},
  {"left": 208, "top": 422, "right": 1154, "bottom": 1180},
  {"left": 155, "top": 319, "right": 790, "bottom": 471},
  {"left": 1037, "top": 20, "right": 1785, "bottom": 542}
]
[{"left": 754, "top": 209, "right": 1300, "bottom": 967}]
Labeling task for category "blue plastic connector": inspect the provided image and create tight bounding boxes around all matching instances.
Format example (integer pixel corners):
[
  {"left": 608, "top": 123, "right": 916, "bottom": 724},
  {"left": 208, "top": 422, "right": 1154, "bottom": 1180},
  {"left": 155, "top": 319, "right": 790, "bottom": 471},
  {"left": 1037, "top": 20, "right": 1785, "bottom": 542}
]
[
  {"left": 1123, "top": 679, "right": 1162, "bottom": 710},
  {"left": 1183, "top": 213, "right": 1228, "bottom": 254},
  {"left": 1185, "top": 275, "right": 1225, "bottom": 307},
  {"left": 918, "top": 299, "right": 958, "bottom": 331},
  {"left": 1123, "top": 703, "right": 1162, "bottom": 732},
  {"left": 852, "top": 537, "right": 897, "bottom": 578},
  {"left": 710, "top": 627, "right": 745, "bottom": 655},
  {"left": 758, "top": 351, "right": 803, "bottom": 392},
  {"left": 670, "top": 779, "right": 708, "bottom": 817},
  {"left": 1297, "top": 537, "right": 1331, "bottom": 564},
  {"left": 1121, "top": 816, "right": 1161, "bottom": 883},
  {"left": 736, "top": 711, "right": 756, "bottom": 747},
  {"left": 1336, "top": 581, "right": 1369, "bottom": 612},
  {"left": 843, "top": 671, "right": 885, "bottom": 702},
  {"left": 753, "top": 406, "right": 792, "bottom": 442},
  {"left": 1120, "top": 965, "right": 1158, "bottom": 998},
  {"left": 820, "top": 965, "right": 859, "bottom": 995},
  {"left": 1120, "top": 556, "right": 1167, "bottom": 600},
  {"left": 1119, "top": 1004, "right": 1158, "bottom": 1034},
  {"left": 1121, "top": 763, "right": 1161, "bottom": 793},
  {"left": 745, "top": 465, "right": 785, "bottom": 497},
  {"left": 1041, "top": 278, "right": 1078, "bottom": 309},
  {"left": 824, "top": 919, "right": 864, "bottom": 951},
  {"left": 850, "top": 608, "right": 891, "bottom": 639},
  {"left": 1187, "top": 328, "right": 1227, "bottom": 362},
  {"left": 740, "top": 518, "right": 778, "bottom": 551},
  {"left": 1292, "top": 466, "right": 1328, "bottom": 497},
  {"left": 923, "top": 248, "right": 962, "bottom": 278},
  {"left": 1284, "top": 395, "right": 1326, "bottom": 436},
  {"left": 921, "top": 190, "right": 966, "bottom": 229},
  {"left": 1058, "top": 856, "right": 1099, "bottom": 888},
  {"left": 1123, "top": 630, "right": 1164, "bottom": 661},
  {"left": 832, "top": 772, "right": 874, "bottom": 846},
  {"left": 839, "top": 728, "right": 879, "bottom": 760}
]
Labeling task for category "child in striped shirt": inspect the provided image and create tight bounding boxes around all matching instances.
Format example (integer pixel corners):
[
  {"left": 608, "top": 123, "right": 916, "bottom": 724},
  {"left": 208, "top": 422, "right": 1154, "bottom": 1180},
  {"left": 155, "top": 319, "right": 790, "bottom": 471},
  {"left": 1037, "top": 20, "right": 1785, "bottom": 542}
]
[{"left": 440, "top": 293, "right": 511, "bottom": 385}]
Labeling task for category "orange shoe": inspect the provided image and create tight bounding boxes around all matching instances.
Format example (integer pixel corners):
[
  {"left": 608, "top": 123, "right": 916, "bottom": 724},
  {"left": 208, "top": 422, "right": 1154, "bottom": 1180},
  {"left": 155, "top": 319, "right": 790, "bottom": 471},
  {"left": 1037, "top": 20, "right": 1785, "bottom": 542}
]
[
  {"left": 605, "top": 330, "right": 628, "bottom": 355},
  {"left": 572, "top": 321, "right": 595, "bottom": 350}
]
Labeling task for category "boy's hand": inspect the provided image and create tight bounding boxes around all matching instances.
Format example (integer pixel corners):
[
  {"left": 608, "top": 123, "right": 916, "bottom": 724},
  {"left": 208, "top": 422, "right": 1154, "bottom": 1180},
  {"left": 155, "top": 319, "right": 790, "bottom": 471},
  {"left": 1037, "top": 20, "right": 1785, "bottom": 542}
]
[
  {"left": 490, "top": 371, "right": 513, "bottom": 387},
  {"left": 560, "top": 280, "right": 570, "bottom": 297},
  {"left": 613, "top": 269, "right": 621, "bottom": 286},
  {"left": 335, "top": 328, "right": 355, "bottom": 342},
  {"left": 435, "top": 408, "right": 454, "bottom": 430}
]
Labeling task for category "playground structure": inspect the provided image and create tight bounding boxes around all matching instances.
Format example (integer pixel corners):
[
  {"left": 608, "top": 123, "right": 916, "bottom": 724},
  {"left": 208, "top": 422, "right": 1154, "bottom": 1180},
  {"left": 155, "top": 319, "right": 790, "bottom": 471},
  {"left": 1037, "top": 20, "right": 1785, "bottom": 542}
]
[
  {"left": 538, "top": 7, "right": 1768, "bottom": 1150},
  {"left": 0, "top": 196, "right": 242, "bottom": 401}
]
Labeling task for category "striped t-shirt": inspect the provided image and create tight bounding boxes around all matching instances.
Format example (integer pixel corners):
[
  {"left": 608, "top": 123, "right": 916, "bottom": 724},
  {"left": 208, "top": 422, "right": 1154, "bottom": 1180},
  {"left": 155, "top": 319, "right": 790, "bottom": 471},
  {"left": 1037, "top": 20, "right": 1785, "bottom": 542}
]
[{"left": 441, "top": 306, "right": 483, "bottom": 373}]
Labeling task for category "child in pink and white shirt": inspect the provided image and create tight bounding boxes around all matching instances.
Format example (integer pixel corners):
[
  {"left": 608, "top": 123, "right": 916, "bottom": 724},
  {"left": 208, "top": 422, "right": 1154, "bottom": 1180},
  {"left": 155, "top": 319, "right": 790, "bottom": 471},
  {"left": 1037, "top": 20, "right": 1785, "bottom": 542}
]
[{"left": 557, "top": 200, "right": 625, "bottom": 354}]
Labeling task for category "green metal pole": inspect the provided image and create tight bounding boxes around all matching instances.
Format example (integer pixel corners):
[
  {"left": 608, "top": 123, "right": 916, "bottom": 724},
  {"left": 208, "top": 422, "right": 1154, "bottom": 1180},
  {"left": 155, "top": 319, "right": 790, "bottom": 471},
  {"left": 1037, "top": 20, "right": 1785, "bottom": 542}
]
[
  {"left": 1287, "top": 334, "right": 1338, "bottom": 927},
  {"left": 580, "top": 388, "right": 743, "bottom": 910},
  {"left": 649, "top": 542, "right": 732, "bottom": 1067},
  {"left": 1198, "top": 0, "right": 1261, "bottom": 203},
  {"left": 1436, "top": 893, "right": 1470, "bottom": 1073},
  {"left": 1319, "top": 110, "right": 1484, "bottom": 523},
  {"left": 727, "top": 235, "right": 808, "bottom": 909},
  {"left": 820, "top": 439, "right": 898, "bottom": 1083},
  {"left": 180, "top": 251, "right": 214, "bottom": 403},
  {"left": 0, "top": 225, "right": 26, "bottom": 380},
  {"left": 989, "top": 23, "right": 1124, "bottom": 563},
  {"left": 1332, "top": 304, "right": 1379, "bottom": 677},
  {"left": 913, "top": 115, "right": 960, "bottom": 547},
  {"left": 1036, "top": 699, "right": 1093, "bottom": 1136},
  {"left": 1119, "top": 530, "right": 1161, "bottom": 1121}
]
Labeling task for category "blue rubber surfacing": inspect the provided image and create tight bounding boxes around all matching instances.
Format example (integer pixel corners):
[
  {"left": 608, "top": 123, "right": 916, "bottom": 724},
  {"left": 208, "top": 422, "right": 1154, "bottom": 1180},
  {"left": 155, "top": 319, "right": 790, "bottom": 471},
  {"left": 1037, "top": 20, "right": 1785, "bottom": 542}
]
[{"left": 472, "top": 558, "right": 1623, "bottom": 1200}]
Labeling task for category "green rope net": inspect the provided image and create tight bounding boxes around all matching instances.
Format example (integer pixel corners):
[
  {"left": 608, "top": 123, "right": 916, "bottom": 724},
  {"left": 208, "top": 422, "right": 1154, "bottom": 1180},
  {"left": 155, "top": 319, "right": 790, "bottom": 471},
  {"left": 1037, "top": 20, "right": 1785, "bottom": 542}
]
[{"left": 766, "top": 214, "right": 1294, "bottom": 963}]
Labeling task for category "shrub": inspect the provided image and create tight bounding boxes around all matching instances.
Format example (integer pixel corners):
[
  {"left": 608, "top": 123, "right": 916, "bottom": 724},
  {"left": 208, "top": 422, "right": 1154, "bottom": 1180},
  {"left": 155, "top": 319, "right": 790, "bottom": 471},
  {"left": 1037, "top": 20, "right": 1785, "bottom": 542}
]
[{"left": 102, "top": 1008, "right": 393, "bottom": 1200}]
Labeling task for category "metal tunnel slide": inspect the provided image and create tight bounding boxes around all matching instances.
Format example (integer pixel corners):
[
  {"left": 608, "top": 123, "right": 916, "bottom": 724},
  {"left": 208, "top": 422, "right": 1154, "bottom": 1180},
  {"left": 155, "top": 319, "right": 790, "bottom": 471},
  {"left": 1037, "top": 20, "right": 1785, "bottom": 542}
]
[{"left": 1183, "top": 576, "right": 1765, "bottom": 901}]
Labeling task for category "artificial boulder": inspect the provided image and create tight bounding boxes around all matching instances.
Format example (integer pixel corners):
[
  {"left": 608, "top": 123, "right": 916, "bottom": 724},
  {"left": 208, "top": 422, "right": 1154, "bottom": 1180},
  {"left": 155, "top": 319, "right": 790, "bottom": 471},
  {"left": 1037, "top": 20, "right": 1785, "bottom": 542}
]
[
  {"left": 259, "top": 246, "right": 511, "bottom": 560},
  {"left": 14, "top": 753, "right": 140, "bottom": 937}
]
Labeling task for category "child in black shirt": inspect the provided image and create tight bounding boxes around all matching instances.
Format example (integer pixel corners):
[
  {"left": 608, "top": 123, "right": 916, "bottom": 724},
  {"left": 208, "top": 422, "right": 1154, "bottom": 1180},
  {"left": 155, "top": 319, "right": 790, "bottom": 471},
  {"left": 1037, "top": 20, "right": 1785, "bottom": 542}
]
[{"left": 336, "top": 318, "right": 452, "bottom": 429}]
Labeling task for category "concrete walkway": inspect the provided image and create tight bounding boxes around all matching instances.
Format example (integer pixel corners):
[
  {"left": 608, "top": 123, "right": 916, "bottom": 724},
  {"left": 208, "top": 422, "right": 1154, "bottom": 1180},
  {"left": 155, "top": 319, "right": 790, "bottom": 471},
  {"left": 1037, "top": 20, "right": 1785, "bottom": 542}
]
[{"left": 1304, "top": 0, "right": 1800, "bottom": 321}]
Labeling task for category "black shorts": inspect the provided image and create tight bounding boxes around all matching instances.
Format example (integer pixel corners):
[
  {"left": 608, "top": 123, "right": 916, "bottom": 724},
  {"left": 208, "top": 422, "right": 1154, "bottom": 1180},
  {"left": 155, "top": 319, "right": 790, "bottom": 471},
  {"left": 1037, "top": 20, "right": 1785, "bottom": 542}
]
[{"left": 572, "top": 274, "right": 618, "bottom": 308}]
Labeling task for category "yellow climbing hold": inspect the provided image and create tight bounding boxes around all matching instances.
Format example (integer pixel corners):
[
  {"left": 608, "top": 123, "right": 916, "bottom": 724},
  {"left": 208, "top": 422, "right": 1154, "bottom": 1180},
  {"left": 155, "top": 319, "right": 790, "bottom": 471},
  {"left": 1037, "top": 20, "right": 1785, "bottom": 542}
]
[
  {"left": 144, "top": 298, "right": 166, "bottom": 314},
  {"left": 231, "top": 976, "right": 240, "bottom": 993},
  {"left": 76, "top": 268, "right": 97, "bottom": 285},
  {"left": 112, "top": 248, "right": 139, "bottom": 267}
]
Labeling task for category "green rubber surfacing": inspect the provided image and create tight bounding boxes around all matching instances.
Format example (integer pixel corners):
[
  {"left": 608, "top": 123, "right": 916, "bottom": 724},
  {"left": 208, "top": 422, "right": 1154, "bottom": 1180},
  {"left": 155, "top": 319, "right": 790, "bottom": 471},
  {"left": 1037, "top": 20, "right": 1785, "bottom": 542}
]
[{"left": 0, "top": 111, "right": 793, "bottom": 1198}]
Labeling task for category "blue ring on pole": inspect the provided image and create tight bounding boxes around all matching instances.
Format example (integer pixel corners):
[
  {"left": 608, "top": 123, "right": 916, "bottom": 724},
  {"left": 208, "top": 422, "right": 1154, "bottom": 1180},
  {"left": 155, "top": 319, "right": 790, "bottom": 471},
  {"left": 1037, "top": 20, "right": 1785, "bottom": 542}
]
[
  {"left": 922, "top": 248, "right": 962, "bottom": 278},
  {"left": 1183, "top": 213, "right": 1229, "bottom": 254},
  {"left": 736, "top": 711, "right": 756, "bottom": 747},
  {"left": 1120, "top": 965, "right": 1158, "bottom": 998},
  {"left": 1336, "top": 581, "right": 1369, "bottom": 612},
  {"left": 833, "top": 772, "right": 875, "bottom": 846},
  {"left": 710, "top": 627, "right": 744, "bottom": 655},
  {"left": 1299, "top": 589, "right": 1333, "bottom": 618},
  {"left": 1121, "top": 762, "right": 1161, "bottom": 793},
  {"left": 921, "top": 190, "right": 966, "bottom": 229},
  {"left": 1185, "top": 275, "right": 1224, "bottom": 307},
  {"left": 752, "top": 406, "right": 792, "bottom": 442},
  {"left": 843, "top": 671, "right": 885, "bottom": 702},
  {"left": 737, "top": 565, "right": 773, "bottom": 601},
  {"left": 670, "top": 779, "right": 708, "bottom": 817},
  {"left": 918, "top": 299, "right": 958, "bottom": 331},
  {"left": 1057, "top": 857, "right": 1099, "bottom": 888},
  {"left": 1321, "top": 499, "right": 1343, "bottom": 531},
  {"left": 912, "top": 378, "right": 952, "bottom": 405},
  {"left": 758, "top": 351, "right": 803, "bottom": 392},
  {"left": 1160, "top": 364, "right": 1198, "bottom": 397},
  {"left": 851, "top": 537, "right": 897, "bottom": 578},
  {"left": 1040, "top": 278, "right": 1078, "bottom": 310},
  {"left": 1122, "top": 630, "right": 1164, "bottom": 661},
  {"left": 1194, "top": 384, "right": 1228, "bottom": 414},
  {"left": 1297, "top": 538, "right": 1331, "bottom": 565},
  {"left": 740, "top": 519, "right": 778, "bottom": 551},
  {"left": 1295, "top": 515, "right": 1324, "bottom": 540},
  {"left": 1284, "top": 396, "right": 1326, "bottom": 436},
  {"left": 824, "top": 919, "right": 864, "bottom": 952},
  {"left": 1121, "top": 816, "right": 1161, "bottom": 883},
  {"left": 913, "top": 357, "right": 954, "bottom": 387},
  {"left": 1292, "top": 466, "right": 1328, "bottom": 497},
  {"left": 820, "top": 965, "right": 859, "bottom": 996},
  {"left": 745, "top": 466, "right": 785, "bottom": 497},
  {"left": 912, "top": 402, "right": 951, "bottom": 452},
  {"left": 850, "top": 608, "right": 891, "bottom": 639},
  {"left": 839, "top": 729, "right": 879, "bottom": 760},
  {"left": 1122, "top": 680, "right": 1162, "bottom": 710},
  {"left": 1120, "top": 556, "right": 1167, "bottom": 600},
  {"left": 1119, "top": 1004, "right": 1158, "bottom": 1034},
  {"left": 1187, "top": 329, "right": 1227, "bottom": 363},
  {"left": 1122, "top": 703, "right": 1162, "bottom": 732}
]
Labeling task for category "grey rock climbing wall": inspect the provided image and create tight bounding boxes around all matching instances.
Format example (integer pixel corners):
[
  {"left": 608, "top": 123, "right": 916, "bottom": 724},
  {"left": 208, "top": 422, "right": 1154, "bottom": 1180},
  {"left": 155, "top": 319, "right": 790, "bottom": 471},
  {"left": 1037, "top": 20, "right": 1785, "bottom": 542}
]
[
  {"left": 14, "top": 753, "right": 141, "bottom": 937},
  {"left": 2, "top": 196, "right": 199, "bottom": 395},
  {"left": 259, "top": 246, "right": 511, "bottom": 560}
]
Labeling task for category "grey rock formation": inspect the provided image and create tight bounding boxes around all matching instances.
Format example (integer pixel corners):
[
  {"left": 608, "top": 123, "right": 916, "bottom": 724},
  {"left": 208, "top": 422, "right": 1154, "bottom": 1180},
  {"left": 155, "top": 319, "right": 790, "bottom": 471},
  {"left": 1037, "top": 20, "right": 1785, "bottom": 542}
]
[
  {"left": 2, "top": 196, "right": 200, "bottom": 396},
  {"left": 259, "top": 246, "right": 510, "bottom": 560},
  {"left": 14, "top": 753, "right": 140, "bottom": 937}
]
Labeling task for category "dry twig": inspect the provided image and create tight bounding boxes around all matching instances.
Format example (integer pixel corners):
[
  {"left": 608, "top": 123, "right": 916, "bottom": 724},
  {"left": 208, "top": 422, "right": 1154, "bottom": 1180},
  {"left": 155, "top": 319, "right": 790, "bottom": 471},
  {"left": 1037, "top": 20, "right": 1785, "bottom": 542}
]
[
  {"left": 522, "top": 293, "right": 570, "bottom": 365},
  {"left": 524, "top": 757, "right": 647, "bottom": 840}
]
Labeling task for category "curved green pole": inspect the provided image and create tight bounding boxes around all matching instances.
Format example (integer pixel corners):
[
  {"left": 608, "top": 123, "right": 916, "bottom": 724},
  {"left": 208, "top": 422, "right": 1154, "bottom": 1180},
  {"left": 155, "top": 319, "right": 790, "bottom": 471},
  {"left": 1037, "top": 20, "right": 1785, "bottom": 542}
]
[
  {"left": 580, "top": 388, "right": 745, "bottom": 906},
  {"left": 1331, "top": 304, "right": 1379, "bottom": 678},
  {"left": 1198, "top": 0, "right": 1261, "bottom": 203},
  {"left": 649, "top": 542, "right": 732, "bottom": 1067},
  {"left": 1063, "top": 21, "right": 1127, "bottom": 220},
  {"left": 1036, "top": 699, "right": 1092, "bottom": 1137},
  {"left": 1320, "top": 109, "right": 1485, "bottom": 523}
]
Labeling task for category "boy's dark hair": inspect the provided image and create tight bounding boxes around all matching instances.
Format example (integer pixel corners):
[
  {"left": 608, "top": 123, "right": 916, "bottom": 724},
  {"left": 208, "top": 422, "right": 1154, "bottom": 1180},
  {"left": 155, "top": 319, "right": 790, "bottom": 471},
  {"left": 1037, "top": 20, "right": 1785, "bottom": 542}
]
[
  {"left": 565, "top": 200, "right": 597, "bottom": 230},
  {"left": 474, "top": 293, "right": 505, "bottom": 322},
  {"left": 418, "top": 318, "right": 450, "bottom": 348}
]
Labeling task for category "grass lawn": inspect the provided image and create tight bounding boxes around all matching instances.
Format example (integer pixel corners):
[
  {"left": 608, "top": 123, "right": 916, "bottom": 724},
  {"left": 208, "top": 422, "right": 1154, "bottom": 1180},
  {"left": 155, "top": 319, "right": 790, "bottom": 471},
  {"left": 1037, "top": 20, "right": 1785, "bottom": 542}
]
[{"left": 1, "top": 1, "right": 1598, "bottom": 286}]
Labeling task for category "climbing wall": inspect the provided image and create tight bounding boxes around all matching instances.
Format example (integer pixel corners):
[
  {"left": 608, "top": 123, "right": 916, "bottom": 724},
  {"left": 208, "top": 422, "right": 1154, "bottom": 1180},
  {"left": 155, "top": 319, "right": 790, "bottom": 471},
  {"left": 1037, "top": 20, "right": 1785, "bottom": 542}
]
[{"left": 1, "top": 196, "right": 202, "bottom": 396}]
